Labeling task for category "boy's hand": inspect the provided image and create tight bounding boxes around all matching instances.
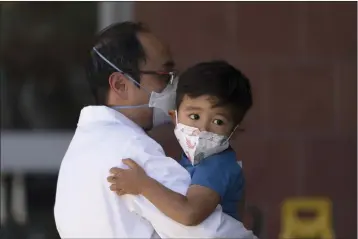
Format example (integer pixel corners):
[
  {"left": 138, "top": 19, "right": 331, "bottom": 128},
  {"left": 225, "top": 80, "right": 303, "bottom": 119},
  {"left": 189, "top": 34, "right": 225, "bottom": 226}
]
[{"left": 107, "top": 159, "right": 148, "bottom": 195}]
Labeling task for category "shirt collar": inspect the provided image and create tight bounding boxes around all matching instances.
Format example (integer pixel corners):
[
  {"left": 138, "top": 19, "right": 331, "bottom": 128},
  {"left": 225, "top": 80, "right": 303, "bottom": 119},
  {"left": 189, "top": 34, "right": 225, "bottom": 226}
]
[{"left": 77, "top": 106, "right": 143, "bottom": 132}]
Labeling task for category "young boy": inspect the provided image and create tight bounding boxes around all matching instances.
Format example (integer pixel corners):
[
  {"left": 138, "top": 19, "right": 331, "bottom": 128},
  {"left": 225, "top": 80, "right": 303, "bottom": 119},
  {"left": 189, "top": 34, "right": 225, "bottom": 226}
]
[{"left": 108, "top": 61, "right": 253, "bottom": 226}]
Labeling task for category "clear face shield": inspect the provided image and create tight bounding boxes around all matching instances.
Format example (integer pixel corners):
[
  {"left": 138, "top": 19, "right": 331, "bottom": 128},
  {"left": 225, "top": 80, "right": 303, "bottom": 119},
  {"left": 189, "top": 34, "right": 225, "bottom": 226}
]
[{"left": 92, "top": 47, "right": 178, "bottom": 128}]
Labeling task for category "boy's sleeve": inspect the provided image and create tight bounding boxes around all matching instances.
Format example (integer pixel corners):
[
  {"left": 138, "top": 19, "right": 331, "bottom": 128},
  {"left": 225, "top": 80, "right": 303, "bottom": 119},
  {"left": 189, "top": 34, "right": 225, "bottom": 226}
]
[{"left": 191, "top": 156, "right": 232, "bottom": 199}]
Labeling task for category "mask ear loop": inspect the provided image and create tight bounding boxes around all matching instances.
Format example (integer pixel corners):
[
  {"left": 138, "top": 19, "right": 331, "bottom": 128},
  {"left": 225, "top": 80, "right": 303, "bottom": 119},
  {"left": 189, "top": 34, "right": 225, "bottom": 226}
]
[
  {"left": 92, "top": 47, "right": 151, "bottom": 94},
  {"left": 111, "top": 105, "right": 147, "bottom": 110},
  {"left": 93, "top": 47, "right": 152, "bottom": 109},
  {"left": 223, "top": 124, "right": 240, "bottom": 144},
  {"left": 175, "top": 110, "right": 179, "bottom": 125}
]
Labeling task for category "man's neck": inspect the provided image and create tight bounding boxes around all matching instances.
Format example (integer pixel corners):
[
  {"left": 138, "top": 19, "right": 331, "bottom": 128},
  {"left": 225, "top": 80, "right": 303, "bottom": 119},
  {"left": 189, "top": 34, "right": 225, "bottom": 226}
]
[
  {"left": 107, "top": 99, "right": 148, "bottom": 130},
  {"left": 116, "top": 108, "right": 150, "bottom": 131}
]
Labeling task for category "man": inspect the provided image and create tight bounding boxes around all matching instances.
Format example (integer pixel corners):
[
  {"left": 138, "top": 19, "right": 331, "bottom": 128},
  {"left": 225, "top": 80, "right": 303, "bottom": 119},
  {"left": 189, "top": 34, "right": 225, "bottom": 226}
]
[{"left": 54, "top": 21, "right": 257, "bottom": 238}]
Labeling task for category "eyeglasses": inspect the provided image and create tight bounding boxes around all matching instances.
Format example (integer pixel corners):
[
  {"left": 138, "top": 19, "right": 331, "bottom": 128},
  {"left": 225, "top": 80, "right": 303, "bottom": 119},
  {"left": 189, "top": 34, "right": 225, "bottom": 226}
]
[{"left": 140, "top": 70, "right": 178, "bottom": 85}]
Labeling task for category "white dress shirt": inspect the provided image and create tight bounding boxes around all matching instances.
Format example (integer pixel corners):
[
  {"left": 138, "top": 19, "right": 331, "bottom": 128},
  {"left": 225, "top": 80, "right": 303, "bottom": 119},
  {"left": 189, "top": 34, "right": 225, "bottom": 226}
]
[{"left": 54, "top": 106, "right": 257, "bottom": 238}]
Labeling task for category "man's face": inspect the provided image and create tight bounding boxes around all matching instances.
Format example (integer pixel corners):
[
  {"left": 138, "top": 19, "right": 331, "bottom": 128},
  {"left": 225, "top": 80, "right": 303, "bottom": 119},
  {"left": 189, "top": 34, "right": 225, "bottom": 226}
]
[{"left": 126, "top": 32, "right": 175, "bottom": 130}]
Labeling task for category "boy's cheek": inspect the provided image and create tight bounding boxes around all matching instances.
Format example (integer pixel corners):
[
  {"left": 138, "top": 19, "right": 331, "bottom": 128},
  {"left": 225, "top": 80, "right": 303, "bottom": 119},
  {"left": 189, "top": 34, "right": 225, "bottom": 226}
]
[
  {"left": 170, "top": 109, "right": 191, "bottom": 126},
  {"left": 175, "top": 111, "right": 189, "bottom": 125}
]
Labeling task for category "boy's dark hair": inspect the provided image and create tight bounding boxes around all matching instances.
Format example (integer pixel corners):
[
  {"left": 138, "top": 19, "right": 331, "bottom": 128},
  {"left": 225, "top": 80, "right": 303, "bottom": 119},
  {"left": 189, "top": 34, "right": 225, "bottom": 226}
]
[
  {"left": 176, "top": 61, "right": 253, "bottom": 123},
  {"left": 85, "top": 21, "right": 149, "bottom": 105}
]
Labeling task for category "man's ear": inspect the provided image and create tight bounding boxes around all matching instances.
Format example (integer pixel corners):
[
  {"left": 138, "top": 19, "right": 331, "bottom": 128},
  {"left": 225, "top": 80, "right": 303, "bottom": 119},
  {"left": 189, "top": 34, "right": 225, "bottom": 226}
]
[
  {"left": 168, "top": 110, "right": 176, "bottom": 125},
  {"left": 109, "top": 72, "right": 128, "bottom": 100}
]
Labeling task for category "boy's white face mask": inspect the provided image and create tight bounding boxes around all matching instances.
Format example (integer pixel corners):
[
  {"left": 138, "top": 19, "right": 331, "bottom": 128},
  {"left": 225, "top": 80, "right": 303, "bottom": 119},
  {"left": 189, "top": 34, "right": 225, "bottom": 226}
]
[{"left": 173, "top": 111, "right": 238, "bottom": 165}]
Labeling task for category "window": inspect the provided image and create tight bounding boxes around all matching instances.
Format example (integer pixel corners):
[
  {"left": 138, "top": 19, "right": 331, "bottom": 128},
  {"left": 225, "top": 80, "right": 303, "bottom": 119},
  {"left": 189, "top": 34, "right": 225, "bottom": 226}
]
[{"left": 1, "top": 2, "right": 97, "bottom": 130}]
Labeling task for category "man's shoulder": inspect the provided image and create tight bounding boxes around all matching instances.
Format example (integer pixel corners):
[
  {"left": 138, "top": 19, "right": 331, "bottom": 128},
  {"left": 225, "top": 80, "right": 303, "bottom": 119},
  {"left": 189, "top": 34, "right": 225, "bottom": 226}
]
[
  {"left": 104, "top": 124, "right": 166, "bottom": 157},
  {"left": 71, "top": 121, "right": 160, "bottom": 156},
  {"left": 87, "top": 121, "right": 145, "bottom": 142}
]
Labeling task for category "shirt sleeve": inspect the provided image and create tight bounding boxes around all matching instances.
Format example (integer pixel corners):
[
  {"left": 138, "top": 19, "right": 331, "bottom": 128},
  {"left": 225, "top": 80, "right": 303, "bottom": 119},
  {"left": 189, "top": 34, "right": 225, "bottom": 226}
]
[
  {"left": 191, "top": 156, "right": 232, "bottom": 199},
  {"left": 117, "top": 136, "right": 257, "bottom": 239}
]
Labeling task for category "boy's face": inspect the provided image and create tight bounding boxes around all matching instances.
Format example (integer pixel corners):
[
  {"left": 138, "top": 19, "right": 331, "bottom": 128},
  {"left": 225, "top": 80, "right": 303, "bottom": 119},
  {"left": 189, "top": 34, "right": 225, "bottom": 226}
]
[{"left": 170, "top": 94, "right": 236, "bottom": 136}]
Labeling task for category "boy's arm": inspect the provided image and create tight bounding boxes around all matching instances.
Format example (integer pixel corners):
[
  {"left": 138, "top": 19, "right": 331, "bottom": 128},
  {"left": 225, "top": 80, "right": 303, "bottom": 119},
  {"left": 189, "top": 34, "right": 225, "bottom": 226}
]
[
  {"left": 109, "top": 159, "right": 220, "bottom": 226},
  {"left": 142, "top": 178, "right": 220, "bottom": 226}
]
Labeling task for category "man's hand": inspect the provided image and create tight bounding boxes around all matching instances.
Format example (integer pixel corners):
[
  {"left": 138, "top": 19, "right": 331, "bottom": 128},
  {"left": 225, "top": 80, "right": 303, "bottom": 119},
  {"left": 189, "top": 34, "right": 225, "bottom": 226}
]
[{"left": 107, "top": 158, "right": 149, "bottom": 195}]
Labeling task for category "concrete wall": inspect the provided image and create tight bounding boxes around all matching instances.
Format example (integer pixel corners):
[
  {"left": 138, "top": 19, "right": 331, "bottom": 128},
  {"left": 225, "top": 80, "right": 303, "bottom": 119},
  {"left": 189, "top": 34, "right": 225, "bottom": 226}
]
[{"left": 136, "top": 2, "right": 357, "bottom": 238}]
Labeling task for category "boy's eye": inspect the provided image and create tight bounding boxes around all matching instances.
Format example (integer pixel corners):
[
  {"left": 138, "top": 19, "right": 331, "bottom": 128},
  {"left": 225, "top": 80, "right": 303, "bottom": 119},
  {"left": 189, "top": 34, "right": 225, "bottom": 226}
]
[
  {"left": 213, "top": 119, "right": 224, "bottom": 125},
  {"left": 189, "top": 114, "right": 200, "bottom": 120}
]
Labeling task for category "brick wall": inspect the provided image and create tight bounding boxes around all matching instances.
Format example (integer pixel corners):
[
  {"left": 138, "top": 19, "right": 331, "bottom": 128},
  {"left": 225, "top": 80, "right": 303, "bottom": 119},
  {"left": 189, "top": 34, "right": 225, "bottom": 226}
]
[{"left": 136, "top": 2, "right": 357, "bottom": 238}]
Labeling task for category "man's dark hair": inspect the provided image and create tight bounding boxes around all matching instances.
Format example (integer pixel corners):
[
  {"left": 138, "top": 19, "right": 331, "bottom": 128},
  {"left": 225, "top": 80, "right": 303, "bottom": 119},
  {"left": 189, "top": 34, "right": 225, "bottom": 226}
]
[
  {"left": 85, "top": 21, "right": 149, "bottom": 105},
  {"left": 176, "top": 61, "right": 253, "bottom": 123}
]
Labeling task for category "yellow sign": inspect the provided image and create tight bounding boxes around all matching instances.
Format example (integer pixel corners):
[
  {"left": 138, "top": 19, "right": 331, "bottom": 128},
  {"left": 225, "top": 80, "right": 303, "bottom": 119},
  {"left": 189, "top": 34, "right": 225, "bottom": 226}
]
[{"left": 279, "top": 197, "right": 335, "bottom": 239}]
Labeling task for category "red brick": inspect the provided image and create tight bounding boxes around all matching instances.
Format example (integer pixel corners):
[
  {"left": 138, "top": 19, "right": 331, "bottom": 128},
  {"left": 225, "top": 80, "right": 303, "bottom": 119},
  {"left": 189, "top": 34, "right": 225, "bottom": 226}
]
[
  {"left": 304, "top": 2, "right": 357, "bottom": 60},
  {"left": 303, "top": 138, "right": 357, "bottom": 239},
  {"left": 231, "top": 139, "right": 269, "bottom": 201},
  {"left": 267, "top": 65, "right": 335, "bottom": 134},
  {"left": 265, "top": 202, "right": 282, "bottom": 239},
  {"left": 336, "top": 62, "right": 357, "bottom": 136},
  {"left": 266, "top": 139, "right": 303, "bottom": 199},
  {"left": 239, "top": 134, "right": 302, "bottom": 239},
  {"left": 229, "top": 138, "right": 301, "bottom": 239},
  {"left": 333, "top": 200, "right": 357, "bottom": 239},
  {"left": 135, "top": 2, "right": 238, "bottom": 69},
  {"left": 232, "top": 138, "right": 287, "bottom": 239},
  {"left": 303, "top": 138, "right": 356, "bottom": 200},
  {"left": 227, "top": 64, "right": 270, "bottom": 135},
  {"left": 235, "top": 3, "right": 301, "bottom": 61},
  {"left": 236, "top": 139, "right": 301, "bottom": 205}
]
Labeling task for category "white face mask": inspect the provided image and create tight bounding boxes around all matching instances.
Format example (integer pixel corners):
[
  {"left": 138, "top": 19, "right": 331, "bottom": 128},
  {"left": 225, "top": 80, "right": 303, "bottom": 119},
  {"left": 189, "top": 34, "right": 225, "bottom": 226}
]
[
  {"left": 173, "top": 111, "right": 238, "bottom": 165},
  {"left": 93, "top": 47, "right": 177, "bottom": 128}
]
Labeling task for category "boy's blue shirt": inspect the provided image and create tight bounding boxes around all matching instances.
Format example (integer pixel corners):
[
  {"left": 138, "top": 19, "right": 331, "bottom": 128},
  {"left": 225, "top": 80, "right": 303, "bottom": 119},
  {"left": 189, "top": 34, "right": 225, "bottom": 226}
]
[{"left": 178, "top": 148, "right": 245, "bottom": 220}]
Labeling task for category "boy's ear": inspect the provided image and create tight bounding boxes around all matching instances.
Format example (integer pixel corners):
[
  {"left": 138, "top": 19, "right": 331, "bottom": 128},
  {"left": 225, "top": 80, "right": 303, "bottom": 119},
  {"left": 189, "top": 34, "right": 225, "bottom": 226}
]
[{"left": 168, "top": 110, "right": 176, "bottom": 125}]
